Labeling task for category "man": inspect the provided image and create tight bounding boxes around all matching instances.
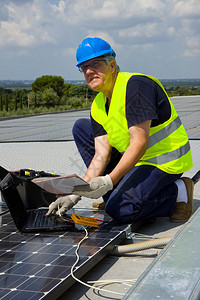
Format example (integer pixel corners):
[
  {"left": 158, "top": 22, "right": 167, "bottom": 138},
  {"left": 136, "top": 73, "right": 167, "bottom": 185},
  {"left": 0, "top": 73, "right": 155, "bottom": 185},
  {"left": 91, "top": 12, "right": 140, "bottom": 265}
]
[{"left": 47, "top": 37, "right": 193, "bottom": 224}]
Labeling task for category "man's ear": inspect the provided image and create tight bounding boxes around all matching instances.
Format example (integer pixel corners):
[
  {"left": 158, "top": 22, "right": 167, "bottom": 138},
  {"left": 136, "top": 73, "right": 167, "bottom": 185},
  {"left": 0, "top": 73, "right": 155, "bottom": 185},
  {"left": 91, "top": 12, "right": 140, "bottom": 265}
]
[{"left": 109, "top": 60, "right": 116, "bottom": 73}]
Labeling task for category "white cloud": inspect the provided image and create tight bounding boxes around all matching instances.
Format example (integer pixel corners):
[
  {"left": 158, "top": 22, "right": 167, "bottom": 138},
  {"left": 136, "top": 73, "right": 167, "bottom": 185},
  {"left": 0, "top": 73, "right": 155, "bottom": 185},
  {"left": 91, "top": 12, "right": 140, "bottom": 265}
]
[
  {"left": 119, "top": 23, "right": 159, "bottom": 38},
  {"left": 184, "top": 49, "right": 200, "bottom": 57},
  {"left": 0, "top": 21, "right": 35, "bottom": 46},
  {"left": 51, "top": 0, "right": 65, "bottom": 15},
  {"left": 62, "top": 47, "right": 75, "bottom": 56},
  {"left": 0, "top": 1, "right": 57, "bottom": 47},
  {"left": 172, "top": 0, "right": 200, "bottom": 17},
  {"left": 3, "top": 48, "right": 30, "bottom": 59},
  {"left": 186, "top": 36, "right": 200, "bottom": 48},
  {"left": 92, "top": 0, "right": 120, "bottom": 19},
  {"left": 184, "top": 36, "right": 200, "bottom": 57},
  {"left": 168, "top": 26, "right": 176, "bottom": 36}
]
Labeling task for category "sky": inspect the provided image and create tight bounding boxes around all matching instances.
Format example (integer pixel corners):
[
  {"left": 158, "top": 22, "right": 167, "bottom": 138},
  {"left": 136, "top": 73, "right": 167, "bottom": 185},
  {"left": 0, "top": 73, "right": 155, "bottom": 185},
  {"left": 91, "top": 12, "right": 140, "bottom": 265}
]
[{"left": 0, "top": 0, "right": 200, "bottom": 81}]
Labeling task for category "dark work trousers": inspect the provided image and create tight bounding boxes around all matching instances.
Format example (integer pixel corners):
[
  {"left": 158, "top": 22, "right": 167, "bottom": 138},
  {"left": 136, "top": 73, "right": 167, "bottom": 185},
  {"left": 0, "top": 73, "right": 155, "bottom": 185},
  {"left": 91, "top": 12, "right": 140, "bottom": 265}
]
[{"left": 72, "top": 118, "right": 182, "bottom": 224}]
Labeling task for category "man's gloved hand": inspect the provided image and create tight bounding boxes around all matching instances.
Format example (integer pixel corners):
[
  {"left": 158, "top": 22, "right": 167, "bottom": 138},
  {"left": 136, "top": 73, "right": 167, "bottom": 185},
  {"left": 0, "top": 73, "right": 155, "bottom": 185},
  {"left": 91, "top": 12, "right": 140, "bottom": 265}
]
[
  {"left": 46, "top": 194, "right": 81, "bottom": 216},
  {"left": 74, "top": 174, "right": 113, "bottom": 199}
]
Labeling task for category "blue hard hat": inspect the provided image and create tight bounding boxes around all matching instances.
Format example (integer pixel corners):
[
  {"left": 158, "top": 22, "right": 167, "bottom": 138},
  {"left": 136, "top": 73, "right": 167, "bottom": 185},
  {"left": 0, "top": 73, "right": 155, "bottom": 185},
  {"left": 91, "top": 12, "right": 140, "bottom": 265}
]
[{"left": 76, "top": 37, "right": 116, "bottom": 67}]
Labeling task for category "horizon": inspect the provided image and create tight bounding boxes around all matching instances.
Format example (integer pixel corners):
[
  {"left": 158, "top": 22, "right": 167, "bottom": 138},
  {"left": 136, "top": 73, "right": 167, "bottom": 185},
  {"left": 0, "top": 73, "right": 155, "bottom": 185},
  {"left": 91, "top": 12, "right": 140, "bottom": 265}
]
[{"left": 1, "top": 78, "right": 200, "bottom": 82}]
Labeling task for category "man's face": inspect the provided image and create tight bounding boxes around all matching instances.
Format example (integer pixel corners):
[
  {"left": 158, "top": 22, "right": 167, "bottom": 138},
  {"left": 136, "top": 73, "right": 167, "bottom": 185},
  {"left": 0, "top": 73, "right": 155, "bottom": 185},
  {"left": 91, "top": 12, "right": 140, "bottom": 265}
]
[{"left": 80, "top": 58, "right": 114, "bottom": 92}]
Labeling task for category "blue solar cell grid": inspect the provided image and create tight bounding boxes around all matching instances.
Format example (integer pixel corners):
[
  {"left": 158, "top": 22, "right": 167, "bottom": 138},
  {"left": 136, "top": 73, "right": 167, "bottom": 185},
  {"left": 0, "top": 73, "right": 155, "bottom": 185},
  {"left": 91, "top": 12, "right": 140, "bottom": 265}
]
[{"left": 0, "top": 209, "right": 128, "bottom": 299}]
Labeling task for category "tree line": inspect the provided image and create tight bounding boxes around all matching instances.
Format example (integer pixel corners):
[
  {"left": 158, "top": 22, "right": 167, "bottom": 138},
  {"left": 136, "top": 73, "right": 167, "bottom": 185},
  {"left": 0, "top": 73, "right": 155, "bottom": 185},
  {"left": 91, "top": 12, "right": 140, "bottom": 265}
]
[
  {"left": 0, "top": 75, "right": 199, "bottom": 118},
  {"left": 165, "top": 85, "right": 200, "bottom": 97},
  {"left": 0, "top": 75, "right": 97, "bottom": 117}
]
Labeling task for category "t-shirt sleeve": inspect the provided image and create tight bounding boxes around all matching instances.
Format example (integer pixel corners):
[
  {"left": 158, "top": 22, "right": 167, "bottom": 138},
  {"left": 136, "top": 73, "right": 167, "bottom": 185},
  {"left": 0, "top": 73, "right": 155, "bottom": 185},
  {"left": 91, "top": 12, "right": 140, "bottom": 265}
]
[
  {"left": 90, "top": 114, "right": 107, "bottom": 137},
  {"left": 126, "top": 75, "right": 159, "bottom": 128}
]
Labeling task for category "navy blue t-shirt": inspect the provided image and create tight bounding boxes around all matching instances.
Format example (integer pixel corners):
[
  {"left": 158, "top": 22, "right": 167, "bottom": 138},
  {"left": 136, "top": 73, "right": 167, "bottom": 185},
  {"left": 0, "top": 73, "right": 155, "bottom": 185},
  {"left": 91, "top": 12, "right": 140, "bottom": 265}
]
[{"left": 91, "top": 75, "right": 171, "bottom": 137}]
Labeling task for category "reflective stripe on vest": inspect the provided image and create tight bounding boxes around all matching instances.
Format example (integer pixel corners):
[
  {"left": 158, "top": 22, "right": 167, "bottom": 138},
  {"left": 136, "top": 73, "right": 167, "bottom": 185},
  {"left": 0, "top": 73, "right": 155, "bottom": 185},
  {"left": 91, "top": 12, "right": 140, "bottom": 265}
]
[
  {"left": 147, "top": 116, "right": 182, "bottom": 149},
  {"left": 146, "top": 140, "right": 191, "bottom": 165}
]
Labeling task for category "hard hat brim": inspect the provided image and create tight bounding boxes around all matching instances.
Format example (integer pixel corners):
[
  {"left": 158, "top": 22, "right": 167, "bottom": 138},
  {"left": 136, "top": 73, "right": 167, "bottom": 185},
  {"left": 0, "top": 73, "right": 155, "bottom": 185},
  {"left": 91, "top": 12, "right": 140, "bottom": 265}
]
[{"left": 76, "top": 49, "right": 116, "bottom": 67}]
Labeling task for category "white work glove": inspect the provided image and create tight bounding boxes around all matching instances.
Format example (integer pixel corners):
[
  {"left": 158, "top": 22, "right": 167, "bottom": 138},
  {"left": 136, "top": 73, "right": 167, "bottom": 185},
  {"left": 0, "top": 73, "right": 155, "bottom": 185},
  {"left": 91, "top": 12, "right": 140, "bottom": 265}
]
[
  {"left": 46, "top": 194, "right": 81, "bottom": 216},
  {"left": 74, "top": 175, "right": 113, "bottom": 199}
]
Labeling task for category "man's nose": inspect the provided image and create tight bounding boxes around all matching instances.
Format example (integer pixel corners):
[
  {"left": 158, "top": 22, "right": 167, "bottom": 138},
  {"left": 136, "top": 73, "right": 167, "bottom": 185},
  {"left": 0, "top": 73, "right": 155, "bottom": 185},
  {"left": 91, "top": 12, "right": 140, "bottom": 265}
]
[{"left": 84, "top": 66, "right": 95, "bottom": 75}]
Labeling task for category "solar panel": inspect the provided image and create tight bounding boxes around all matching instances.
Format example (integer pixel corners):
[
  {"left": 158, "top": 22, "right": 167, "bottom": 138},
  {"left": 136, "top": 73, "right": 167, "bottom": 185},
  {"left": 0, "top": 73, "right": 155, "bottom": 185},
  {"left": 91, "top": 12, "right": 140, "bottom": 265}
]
[
  {"left": 0, "top": 202, "right": 8, "bottom": 216},
  {"left": 0, "top": 208, "right": 133, "bottom": 299},
  {"left": 0, "top": 110, "right": 90, "bottom": 142}
]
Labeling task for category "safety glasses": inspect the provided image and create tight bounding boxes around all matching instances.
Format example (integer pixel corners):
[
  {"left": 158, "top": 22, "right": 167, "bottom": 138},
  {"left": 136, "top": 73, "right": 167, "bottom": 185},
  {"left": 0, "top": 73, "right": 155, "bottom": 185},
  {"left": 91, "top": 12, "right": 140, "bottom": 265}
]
[{"left": 79, "top": 59, "right": 106, "bottom": 73}]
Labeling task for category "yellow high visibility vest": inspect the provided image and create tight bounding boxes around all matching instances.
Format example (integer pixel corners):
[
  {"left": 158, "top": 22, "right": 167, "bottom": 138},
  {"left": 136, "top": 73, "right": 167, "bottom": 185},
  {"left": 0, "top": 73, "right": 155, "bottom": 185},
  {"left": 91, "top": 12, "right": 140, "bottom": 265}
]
[{"left": 91, "top": 72, "right": 193, "bottom": 174}]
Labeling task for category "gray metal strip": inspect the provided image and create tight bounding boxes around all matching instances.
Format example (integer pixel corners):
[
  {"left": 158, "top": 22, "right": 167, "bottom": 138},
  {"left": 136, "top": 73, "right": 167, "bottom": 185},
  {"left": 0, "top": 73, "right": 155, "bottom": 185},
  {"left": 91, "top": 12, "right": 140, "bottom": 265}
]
[{"left": 123, "top": 207, "right": 200, "bottom": 300}]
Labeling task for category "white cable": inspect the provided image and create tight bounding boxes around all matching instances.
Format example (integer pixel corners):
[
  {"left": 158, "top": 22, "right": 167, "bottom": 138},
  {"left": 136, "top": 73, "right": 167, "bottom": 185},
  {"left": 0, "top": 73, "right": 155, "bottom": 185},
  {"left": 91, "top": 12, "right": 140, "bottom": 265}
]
[
  {"left": 133, "top": 232, "right": 156, "bottom": 238},
  {"left": 88, "top": 279, "right": 137, "bottom": 287},
  {"left": 50, "top": 207, "right": 140, "bottom": 295},
  {"left": 88, "top": 279, "right": 136, "bottom": 284},
  {"left": 70, "top": 226, "right": 125, "bottom": 296}
]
